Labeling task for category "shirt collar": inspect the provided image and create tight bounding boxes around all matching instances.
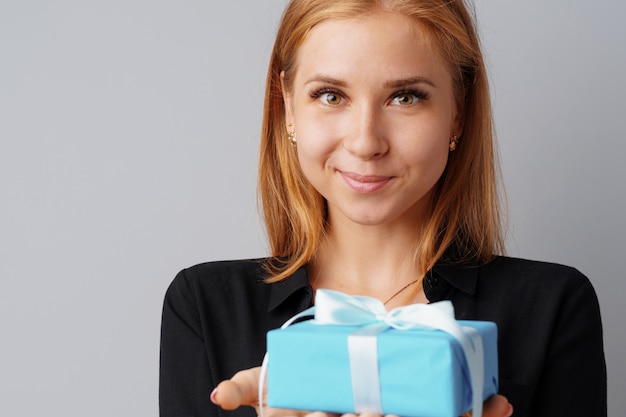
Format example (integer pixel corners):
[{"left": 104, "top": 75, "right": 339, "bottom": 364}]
[
  {"left": 267, "top": 265, "right": 311, "bottom": 312},
  {"left": 431, "top": 261, "right": 480, "bottom": 295},
  {"left": 267, "top": 258, "right": 481, "bottom": 312}
]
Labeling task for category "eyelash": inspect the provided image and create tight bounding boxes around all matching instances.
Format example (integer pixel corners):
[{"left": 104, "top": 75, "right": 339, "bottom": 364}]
[
  {"left": 308, "top": 87, "right": 430, "bottom": 106},
  {"left": 309, "top": 88, "right": 344, "bottom": 105},
  {"left": 390, "top": 89, "right": 430, "bottom": 105}
]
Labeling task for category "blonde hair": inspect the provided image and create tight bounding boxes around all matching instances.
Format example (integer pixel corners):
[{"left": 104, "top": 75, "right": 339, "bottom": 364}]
[{"left": 259, "top": 0, "right": 505, "bottom": 282}]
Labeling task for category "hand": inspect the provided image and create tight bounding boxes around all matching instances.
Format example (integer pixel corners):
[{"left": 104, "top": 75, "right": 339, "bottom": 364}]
[
  {"left": 212, "top": 367, "right": 315, "bottom": 417},
  {"left": 211, "top": 367, "right": 264, "bottom": 413},
  {"left": 211, "top": 367, "right": 513, "bottom": 417},
  {"left": 213, "top": 366, "right": 392, "bottom": 417}
]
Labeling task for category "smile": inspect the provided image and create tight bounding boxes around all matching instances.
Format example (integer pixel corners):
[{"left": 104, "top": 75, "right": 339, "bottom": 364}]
[{"left": 339, "top": 171, "right": 393, "bottom": 193}]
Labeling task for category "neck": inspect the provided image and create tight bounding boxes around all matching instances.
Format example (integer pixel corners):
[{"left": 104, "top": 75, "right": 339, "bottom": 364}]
[{"left": 309, "top": 217, "right": 426, "bottom": 305}]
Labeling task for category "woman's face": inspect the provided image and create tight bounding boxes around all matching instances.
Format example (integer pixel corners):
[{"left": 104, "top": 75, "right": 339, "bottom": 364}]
[{"left": 283, "top": 12, "right": 459, "bottom": 229}]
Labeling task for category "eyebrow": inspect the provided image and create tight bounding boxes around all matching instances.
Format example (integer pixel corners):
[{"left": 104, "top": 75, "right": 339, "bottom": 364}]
[
  {"left": 304, "top": 74, "right": 436, "bottom": 88},
  {"left": 383, "top": 76, "right": 436, "bottom": 89},
  {"left": 304, "top": 74, "right": 348, "bottom": 87}
]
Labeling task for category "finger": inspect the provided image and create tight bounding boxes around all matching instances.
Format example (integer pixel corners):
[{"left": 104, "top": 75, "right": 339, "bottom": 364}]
[
  {"left": 213, "top": 367, "right": 262, "bottom": 410},
  {"left": 359, "top": 413, "right": 383, "bottom": 417},
  {"left": 305, "top": 412, "right": 339, "bottom": 417},
  {"left": 482, "top": 394, "right": 513, "bottom": 417}
]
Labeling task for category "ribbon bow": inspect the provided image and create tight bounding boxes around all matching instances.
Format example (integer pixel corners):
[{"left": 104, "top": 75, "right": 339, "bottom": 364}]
[
  {"left": 261, "top": 289, "right": 484, "bottom": 417},
  {"left": 314, "top": 288, "right": 458, "bottom": 330}
]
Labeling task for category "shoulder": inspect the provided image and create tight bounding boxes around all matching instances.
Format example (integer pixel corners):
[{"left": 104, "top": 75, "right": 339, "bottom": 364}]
[
  {"left": 163, "top": 258, "right": 272, "bottom": 315},
  {"left": 450, "top": 255, "right": 602, "bottom": 330},
  {"left": 470, "top": 256, "right": 601, "bottom": 331},
  {"left": 479, "top": 255, "right": 593, "bottom": 292},
  {"left": 440, "top": 255, "right": 597, "bottom": 309},
  {"left": 167, "top": 258, "right": 268, "bottom": 293},
  {"left": 161, "top": 258, "right": 312, "bottom": 356},
  {"left": 483, "top": 255, "right": 582, "bottom": 276},
  {"left": 178, "top": 257, "right": 268, "bottom": 281},
  {"left": 476, "top": 256, "right": 600, "bottom": 316}
]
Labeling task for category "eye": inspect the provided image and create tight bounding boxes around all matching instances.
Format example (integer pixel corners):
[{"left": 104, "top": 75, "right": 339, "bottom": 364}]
[
  {"left": 310, "top": 88, "right": 345, "bottom": 106},
  {"left": 390, "top": 90, "right": 429, "bottom": 106},
  {"left": 392, "top": 93, "right": 417, "bottom": 106},
  {"left": 320, "top": 92, "right": 343, "bottom": 106}
]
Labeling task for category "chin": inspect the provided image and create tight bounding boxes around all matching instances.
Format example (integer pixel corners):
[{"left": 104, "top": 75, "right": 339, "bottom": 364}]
[
  {"left": 333, "top": 201, "right": 427, "bottom": 228},
  {"left": 342, "top": 210, "right": 403, "bottom": 227}
]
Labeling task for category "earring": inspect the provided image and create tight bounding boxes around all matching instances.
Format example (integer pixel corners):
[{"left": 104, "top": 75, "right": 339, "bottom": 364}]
[
  {"left": 449, "top": 134, "right": 459, "bottom": 151},
  {"left": 287, "top": 123, "right": 297, "bottom": 146}
]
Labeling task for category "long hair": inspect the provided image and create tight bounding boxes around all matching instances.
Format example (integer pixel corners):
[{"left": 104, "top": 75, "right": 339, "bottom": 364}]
[{"left": 258, "top": 0, "right": 505, "bottom": 282}]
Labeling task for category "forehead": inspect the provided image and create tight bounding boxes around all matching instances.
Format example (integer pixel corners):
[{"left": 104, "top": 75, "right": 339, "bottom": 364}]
[{"left": 291, "top": 12, "right": 450, "bottom": 86}]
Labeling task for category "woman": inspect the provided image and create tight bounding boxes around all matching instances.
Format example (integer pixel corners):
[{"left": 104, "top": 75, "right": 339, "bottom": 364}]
[{"left": 160, "top": 1, "right": 606, "bottom": 416}]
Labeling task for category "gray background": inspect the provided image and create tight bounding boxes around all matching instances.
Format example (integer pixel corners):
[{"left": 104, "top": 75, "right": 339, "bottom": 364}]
[{"left": 0, "top": 0, "right": 623, "bottom": 416}]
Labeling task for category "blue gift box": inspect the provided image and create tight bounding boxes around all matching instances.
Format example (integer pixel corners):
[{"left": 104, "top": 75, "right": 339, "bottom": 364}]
[{"left": 266, "top": 318, "right": 498, "bottom": 417}]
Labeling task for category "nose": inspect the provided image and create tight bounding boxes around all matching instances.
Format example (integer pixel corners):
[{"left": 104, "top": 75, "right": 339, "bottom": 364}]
[{"left": 343, "top": 104, "right": 389, "bottom": 160}]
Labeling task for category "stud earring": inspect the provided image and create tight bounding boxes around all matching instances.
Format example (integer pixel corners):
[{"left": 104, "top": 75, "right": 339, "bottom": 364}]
[
  {"left": 449, "top": 134, "right": 459, "bottom": 151},
  {"left": 287, "top": 123, "right": 297, "bottom": 145}
]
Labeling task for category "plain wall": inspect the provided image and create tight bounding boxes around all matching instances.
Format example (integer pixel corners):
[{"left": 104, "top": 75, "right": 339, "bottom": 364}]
[{"left": 0, "top": 1, "right": 623, "bottom": 416}]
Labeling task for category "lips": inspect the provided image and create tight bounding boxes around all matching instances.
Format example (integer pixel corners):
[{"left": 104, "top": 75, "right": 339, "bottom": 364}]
[{"left": 339, "top": 171, "right": 392, "bottom": 193}]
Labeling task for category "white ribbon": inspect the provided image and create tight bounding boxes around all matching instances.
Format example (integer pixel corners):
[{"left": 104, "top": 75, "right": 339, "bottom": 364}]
[{"left": 261, "top": 289, "right": 484, "bottom": 417}]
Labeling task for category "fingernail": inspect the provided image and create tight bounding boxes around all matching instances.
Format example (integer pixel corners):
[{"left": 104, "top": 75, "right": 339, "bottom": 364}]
[
  {"left": 210, "top": 387, "right": 218, "bottom": 404},
  {"left": 505, "top": 404, "right": 514, "bottom": 417}
]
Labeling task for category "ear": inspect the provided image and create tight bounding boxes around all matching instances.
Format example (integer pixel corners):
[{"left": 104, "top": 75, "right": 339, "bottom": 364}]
[
  {"left": 280, "top": 71, "right": 295, "bottom": 127},
  {"left": 451, "top": 102, "right": 464, "bottom": 139}
]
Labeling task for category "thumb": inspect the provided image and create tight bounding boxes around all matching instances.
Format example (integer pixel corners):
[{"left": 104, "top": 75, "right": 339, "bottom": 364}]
[
  {"left": 482, "top": 394, "right": 513, "bottom": 417},
  {"left": 212, "top": 367, "right": 263, "bottom": 411}
]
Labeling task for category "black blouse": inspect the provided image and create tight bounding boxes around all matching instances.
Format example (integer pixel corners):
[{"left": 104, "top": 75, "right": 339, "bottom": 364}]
[{"left": 159, "top": 256, "right": 606, "bottom": 417}]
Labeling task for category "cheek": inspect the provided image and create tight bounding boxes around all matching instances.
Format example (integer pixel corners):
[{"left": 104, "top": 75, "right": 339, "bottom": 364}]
[
  {"left": 295, "top": 131, "right": 330, "bottom": 179},
  {"left": 397, "top": 123, "right": 450, "bottom": 166},
  {"left": 393, "top": 126, "right": 451, "bottom": 190},
  {"left": 294, "top": 116, "right": 344, "bottom": 167},
  {"left": 296, "top": 145, "right": 335, "bottom": 187}
]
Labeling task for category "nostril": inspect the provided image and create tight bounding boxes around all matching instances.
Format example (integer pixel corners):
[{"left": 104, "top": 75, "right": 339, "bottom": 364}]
[{"left": 343, "top": 137, "right": 389, "bottom": 160}]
